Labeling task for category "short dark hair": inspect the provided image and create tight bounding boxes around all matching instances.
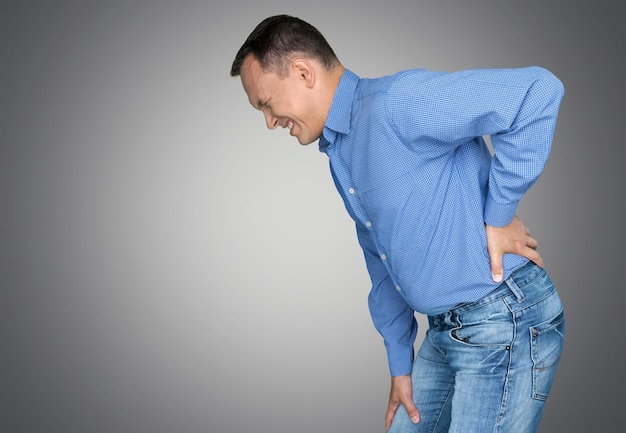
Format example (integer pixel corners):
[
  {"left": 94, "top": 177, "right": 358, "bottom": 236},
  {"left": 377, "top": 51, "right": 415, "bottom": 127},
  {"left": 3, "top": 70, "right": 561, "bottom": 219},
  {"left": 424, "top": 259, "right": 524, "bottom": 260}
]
[{"left": 230, "top": 15, "right": 340, "bottom": 77}]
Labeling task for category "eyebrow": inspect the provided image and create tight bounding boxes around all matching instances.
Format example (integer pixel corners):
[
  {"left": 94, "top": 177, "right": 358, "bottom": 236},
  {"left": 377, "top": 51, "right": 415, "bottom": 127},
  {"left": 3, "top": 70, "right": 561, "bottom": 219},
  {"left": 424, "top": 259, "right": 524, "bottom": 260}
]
[{"left": 247, "top": 97, "right": 262, "bottom": 110}]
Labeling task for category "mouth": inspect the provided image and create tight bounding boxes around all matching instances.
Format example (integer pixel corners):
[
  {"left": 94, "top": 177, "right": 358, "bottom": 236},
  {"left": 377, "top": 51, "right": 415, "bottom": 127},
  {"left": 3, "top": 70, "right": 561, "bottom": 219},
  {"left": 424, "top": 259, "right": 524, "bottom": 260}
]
[{"left": 284, "top": 119, "right": 294, "bottom": 133}]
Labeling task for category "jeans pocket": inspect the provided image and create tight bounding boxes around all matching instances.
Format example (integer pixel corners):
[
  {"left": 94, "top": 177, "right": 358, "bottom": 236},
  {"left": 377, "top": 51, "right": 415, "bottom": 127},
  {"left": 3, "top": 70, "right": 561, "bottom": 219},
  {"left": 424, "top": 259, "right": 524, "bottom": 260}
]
[{"left": 530, "top": 309, "right": 565, "bottom": 400}]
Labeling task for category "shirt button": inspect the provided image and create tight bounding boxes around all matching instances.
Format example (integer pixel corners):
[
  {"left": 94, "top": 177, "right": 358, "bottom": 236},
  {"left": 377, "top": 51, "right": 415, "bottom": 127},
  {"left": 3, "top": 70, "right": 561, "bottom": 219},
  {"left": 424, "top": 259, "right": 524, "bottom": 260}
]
[
  {"left": 380, "top": 254, "right": 387, "bottom": 260},
  {"left": 395, "top": 285, "right": 401, "bottom": 292},
  {"left": 348, "top": 187, "right": 355, "bottom": 194},
  {"left": 365, "top": 221, "right": 372, "bottom": 228}
]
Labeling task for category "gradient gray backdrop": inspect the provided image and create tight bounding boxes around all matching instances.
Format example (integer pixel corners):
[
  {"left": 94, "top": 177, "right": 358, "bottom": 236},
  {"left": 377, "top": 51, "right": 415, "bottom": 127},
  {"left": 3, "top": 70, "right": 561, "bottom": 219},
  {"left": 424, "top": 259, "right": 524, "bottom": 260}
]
[{"left": 1, "top": 1, "right": 623, "bottom": 432}]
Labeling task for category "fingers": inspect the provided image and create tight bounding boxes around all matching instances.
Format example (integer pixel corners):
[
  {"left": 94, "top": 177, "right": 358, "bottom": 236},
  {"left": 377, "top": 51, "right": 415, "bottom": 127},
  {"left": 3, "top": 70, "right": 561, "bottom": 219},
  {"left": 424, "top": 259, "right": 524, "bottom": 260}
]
[
  {"left": 384, "top": 401, "right": 400, "bottom": 431},
  {"left": 491, "top": 238, "right": 543, "bottom": 281},
  {"left": 404, "top": 400, "right": 421, "bottom": 425},
  {"left": 516, "top": 231, "right": 544, "bottom": 267},
  {"left": 523, "top": 240, "right": 544, "bottom": 267},
  {"left": 385, "top": 399, "right": 420, "bottom": 432},
  {"left": 490, "top": 254, "right": 504, "bottom": 283}
]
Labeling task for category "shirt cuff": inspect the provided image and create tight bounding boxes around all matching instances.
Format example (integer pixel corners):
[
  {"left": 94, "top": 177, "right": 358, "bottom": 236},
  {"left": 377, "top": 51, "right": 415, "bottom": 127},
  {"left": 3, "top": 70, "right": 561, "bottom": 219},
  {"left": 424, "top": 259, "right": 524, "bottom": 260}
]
[
  {"left": 484, "top": 198, "right": 519, "bottom": 228},
  {"left": 387, "top": 345, "right": 415, "bottom": 377}
]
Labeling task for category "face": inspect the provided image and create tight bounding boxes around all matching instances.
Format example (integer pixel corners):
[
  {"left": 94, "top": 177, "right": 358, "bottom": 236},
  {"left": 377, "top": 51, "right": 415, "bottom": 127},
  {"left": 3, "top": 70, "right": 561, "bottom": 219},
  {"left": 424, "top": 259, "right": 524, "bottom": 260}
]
[{"left": 240, "top": 55, "right": 325, "bottom": 145}]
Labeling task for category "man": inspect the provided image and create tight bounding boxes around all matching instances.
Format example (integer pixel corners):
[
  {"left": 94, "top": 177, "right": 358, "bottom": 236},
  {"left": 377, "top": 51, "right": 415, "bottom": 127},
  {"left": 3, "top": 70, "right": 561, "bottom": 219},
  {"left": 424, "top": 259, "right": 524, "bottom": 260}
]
[{"left": 230, "top": 15, "right": 565, "bottom": 433}]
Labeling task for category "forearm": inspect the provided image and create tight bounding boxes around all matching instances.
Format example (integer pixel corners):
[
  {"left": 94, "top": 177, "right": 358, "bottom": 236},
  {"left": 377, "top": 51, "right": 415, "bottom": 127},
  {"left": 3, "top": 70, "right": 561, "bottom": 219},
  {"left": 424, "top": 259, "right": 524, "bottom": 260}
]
[
  {"left": 358, "top": 224, "right": 418, "bottom": 376},
  {"left": 368, "top": 274, "right": 417, "bottom": 376}
]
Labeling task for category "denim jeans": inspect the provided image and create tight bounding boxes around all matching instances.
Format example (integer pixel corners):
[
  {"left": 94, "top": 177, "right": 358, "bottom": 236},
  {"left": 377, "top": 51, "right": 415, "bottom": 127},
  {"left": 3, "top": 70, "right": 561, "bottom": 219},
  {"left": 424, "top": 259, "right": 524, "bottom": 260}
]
[{"left": 389, "top": 262, "right": 565, "bottom": 433}]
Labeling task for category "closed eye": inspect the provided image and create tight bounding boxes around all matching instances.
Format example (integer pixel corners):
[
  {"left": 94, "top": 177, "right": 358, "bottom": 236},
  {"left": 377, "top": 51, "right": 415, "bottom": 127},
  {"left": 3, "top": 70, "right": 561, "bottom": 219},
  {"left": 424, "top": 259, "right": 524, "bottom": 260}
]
[{"left": 257, "top": 97, "right": 271, "bottom": 110}]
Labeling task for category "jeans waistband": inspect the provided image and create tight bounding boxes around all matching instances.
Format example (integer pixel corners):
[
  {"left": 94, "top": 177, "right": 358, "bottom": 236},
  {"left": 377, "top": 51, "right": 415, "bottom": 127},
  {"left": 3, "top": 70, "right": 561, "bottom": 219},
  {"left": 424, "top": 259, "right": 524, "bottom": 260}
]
[{"left": 429, "top": 261, "right": 540, "bottom": 322}]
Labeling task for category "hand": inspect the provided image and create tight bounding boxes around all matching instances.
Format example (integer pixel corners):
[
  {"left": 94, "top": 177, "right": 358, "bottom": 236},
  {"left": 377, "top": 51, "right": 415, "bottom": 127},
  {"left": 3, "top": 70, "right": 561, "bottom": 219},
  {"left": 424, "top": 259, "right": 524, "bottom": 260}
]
[
  {"left": 385, "top": 375, "right": 420, "bottom": 431},
  {"left": 485, "top": 215, "right": 543, "bottom": 283}
]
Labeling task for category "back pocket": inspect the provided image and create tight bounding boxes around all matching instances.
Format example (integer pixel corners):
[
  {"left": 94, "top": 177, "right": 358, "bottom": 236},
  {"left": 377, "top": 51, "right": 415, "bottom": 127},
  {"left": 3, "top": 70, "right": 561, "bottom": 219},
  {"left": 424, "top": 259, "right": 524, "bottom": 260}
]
[{"left": 530, "top": 309, "right": 565, "bottom": 400}]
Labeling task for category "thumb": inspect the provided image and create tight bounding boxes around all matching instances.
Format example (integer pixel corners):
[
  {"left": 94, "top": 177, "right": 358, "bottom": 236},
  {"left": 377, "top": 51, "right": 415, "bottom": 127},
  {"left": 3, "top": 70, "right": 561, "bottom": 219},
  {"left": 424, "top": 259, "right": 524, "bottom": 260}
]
[
  {"left": 490, "top": 252, "right": 504, "bottom": 283},
  {"left": 403, "top": 399, "right": 420, "bottom": 424}
]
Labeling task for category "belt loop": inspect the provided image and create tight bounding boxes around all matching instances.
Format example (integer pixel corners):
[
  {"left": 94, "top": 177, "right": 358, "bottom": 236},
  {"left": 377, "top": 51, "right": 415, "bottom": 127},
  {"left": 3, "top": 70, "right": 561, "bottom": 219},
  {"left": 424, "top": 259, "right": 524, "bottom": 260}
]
[{"left": 504, "top": 273, "right": 525, "bottom": 303}]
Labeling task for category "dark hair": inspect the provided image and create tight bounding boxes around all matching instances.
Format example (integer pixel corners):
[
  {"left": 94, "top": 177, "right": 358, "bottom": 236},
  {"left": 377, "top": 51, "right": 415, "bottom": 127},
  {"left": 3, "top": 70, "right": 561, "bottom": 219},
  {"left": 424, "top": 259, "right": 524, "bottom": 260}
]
[{"left": 230, "top": 15, "right": 340, "bottom": 77}]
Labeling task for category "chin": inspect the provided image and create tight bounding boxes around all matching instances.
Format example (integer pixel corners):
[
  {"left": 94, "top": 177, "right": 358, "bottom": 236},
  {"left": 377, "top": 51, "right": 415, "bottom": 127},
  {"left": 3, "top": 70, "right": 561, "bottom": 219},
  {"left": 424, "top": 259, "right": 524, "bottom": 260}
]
[{"left": 297, "top": 133, "right": 321, "bottom": 146}]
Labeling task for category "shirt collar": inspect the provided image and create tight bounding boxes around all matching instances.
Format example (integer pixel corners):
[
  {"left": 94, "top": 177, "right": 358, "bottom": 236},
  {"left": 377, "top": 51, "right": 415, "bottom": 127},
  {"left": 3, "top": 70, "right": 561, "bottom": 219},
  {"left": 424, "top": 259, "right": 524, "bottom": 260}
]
[{"left": 318, "top": 69, "right": 360, "bottom": 152}]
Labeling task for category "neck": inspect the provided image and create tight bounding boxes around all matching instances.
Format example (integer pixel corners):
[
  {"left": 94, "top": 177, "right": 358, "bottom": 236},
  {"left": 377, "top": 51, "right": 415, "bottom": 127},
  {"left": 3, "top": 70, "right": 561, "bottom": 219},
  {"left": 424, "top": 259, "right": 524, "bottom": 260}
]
[{"left": 320, "top": 64, "right": 345, "bottom": 111}]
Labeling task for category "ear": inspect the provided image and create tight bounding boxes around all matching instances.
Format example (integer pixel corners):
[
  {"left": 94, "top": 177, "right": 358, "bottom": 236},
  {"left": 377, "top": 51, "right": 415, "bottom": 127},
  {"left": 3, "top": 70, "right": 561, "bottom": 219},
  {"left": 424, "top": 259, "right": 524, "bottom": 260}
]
[{"left": 292, "top": 59, "right": 315, "bottom": 88}]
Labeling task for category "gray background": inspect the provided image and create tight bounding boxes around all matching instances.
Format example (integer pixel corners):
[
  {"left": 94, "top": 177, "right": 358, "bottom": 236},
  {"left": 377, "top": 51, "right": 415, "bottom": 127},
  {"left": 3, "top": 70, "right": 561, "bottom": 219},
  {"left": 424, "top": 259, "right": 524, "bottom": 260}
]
[{"left": 1, "top": 1, "right": 623, "bottom": 432}]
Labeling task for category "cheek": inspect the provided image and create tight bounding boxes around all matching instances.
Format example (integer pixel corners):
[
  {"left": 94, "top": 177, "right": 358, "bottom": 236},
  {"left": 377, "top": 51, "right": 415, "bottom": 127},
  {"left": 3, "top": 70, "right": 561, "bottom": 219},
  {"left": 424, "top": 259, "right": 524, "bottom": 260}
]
[{"left": 290, "top": 104, "right": 314, "bottom": 127}]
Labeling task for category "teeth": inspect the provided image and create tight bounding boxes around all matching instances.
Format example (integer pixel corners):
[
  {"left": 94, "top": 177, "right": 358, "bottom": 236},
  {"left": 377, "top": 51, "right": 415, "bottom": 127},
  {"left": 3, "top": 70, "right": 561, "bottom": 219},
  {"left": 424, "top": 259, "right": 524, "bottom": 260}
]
[{"left": 287, "top": 120, "right": 293, "bottom": 130}]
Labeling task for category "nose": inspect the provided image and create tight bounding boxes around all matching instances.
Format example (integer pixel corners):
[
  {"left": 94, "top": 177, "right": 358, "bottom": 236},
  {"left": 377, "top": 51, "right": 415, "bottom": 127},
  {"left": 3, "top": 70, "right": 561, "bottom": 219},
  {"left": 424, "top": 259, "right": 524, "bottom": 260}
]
[{"left": 263, "top": 109, "right": 279, "bottom": 130}]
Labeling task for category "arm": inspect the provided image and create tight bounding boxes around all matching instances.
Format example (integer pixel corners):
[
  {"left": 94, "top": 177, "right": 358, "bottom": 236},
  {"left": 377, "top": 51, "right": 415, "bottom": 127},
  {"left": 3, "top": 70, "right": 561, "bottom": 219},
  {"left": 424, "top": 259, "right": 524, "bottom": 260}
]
[
  {"left": 391, "top": 66, "right": 564, "bottom": 279},
  {"left": 483, "top": 68, "right": 564, "bottom": 279},
  {"left": 356, "top": 223, "right": 421, "bottom": 429},
  {"left": 484, "top": 67, "right": 565, "bottom": 227},
  {"left": 358, "top": 223, "right": 417, "bottom": 377}
]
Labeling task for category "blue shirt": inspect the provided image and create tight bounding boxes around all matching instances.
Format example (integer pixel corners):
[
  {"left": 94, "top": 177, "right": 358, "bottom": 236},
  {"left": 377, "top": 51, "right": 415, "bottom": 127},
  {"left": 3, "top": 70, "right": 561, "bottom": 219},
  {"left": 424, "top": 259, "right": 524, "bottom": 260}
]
[{"left": 318, "top": 66, "right": 564, "bottom": 376}]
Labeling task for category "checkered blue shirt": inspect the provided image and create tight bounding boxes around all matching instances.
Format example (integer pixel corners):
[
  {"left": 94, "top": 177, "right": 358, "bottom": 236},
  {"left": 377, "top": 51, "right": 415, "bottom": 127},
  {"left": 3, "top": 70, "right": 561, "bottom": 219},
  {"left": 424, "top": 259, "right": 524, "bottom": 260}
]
[{"left": 319, "top": 67, "right": 564, "bottom": 375}]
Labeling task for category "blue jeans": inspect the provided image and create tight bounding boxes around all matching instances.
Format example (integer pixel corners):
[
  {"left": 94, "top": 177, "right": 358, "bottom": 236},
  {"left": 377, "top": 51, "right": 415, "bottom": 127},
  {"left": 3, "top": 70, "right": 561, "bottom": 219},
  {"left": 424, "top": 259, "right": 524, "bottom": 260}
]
[{"left": 389, "top": 262, "right": 565, "bottom": 433}]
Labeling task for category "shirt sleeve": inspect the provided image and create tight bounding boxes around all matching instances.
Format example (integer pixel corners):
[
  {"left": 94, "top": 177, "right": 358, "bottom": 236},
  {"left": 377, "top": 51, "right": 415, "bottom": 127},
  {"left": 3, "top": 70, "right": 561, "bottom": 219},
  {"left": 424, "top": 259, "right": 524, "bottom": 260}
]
[
  {"left": 356, "top": 222, "right": 418, "bottom": 376},
  {"left": 389, "top": 66, "right": 565, "bottom": 227}
]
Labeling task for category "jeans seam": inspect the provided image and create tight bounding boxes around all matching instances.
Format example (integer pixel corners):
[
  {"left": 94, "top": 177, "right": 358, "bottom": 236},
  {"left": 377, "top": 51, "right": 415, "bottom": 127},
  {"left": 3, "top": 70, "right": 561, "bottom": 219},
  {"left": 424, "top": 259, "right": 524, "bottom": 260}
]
[
  {"left": 432, "top": 382, "right": 454, "bottom": 432},
  {"left": 493, "top": 302, "right": 516, "bottom": 433}
]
